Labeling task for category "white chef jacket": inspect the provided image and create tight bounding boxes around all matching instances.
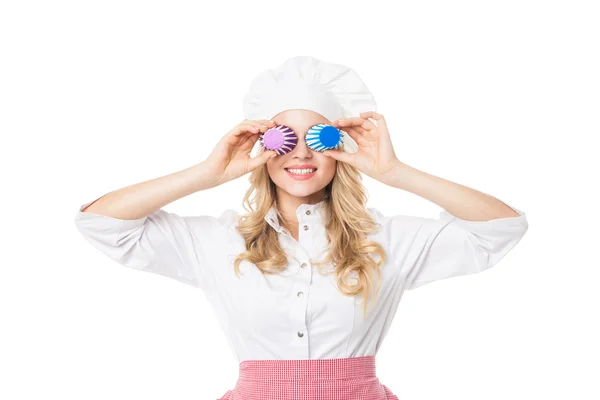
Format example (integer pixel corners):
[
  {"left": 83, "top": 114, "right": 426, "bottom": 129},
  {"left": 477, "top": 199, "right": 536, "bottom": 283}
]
[{"left": 73, "top": 194, "right": 528, "bottom": 363}]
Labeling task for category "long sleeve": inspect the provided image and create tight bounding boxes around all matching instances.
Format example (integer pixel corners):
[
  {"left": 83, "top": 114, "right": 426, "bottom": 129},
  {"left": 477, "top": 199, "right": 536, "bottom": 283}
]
[
  {"left": 404, "top": 197, "right": 529, "bottom": 290},
  {"left": 369, "top": 196, "right": 529, "bottom": 291},
  {"left": 73, "top": 197, "right": 236, "bottom": 289}
]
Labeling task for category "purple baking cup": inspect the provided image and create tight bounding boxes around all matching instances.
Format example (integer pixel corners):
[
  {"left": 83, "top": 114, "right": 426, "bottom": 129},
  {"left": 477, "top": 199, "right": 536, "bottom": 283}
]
[{"left": 259, "top": 125, "right": 298, "bottom": 155}]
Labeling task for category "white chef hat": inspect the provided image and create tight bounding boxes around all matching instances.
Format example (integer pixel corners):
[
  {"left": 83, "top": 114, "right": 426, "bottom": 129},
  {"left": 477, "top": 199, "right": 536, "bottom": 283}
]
[{"left": 243, "top": 56, "right": 377, "bottom": 157}]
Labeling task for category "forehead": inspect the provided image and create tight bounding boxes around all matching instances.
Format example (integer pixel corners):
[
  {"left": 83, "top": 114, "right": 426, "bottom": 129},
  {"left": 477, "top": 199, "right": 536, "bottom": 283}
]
[{"left": 272, "top": 109, "right": 330, "bottom": 128}]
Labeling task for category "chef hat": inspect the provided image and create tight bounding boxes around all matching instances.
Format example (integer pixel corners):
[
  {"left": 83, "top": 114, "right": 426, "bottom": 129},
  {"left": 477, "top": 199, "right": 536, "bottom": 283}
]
[{"left": 243, "top": 56, "right": 377, "bottom": 157}]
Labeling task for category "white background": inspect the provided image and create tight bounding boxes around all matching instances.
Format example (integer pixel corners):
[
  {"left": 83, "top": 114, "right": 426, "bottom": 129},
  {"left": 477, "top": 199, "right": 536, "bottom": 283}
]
[{"left": 1, "top": 0, "right": 598, "bottom": 399}]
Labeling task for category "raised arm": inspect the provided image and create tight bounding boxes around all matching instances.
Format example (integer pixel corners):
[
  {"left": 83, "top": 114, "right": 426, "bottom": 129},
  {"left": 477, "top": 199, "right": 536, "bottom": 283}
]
[
  {"left": 388, "top": 161, "right": 523, "bottom": 222},
  {"left": 74, "top": 119, "right": 278, "bottom": 287},
  {"left": 79, "top": 161, "right": 219, "bottom": 219},
  {"left": 327, "top": 112, "right": 529, "bottom": 290},
  {"left": 383, "top": 162, "right": 528, "bottom": 290},
  {"left": 73, "top": 161, "right": 230, "bottom": 288}
]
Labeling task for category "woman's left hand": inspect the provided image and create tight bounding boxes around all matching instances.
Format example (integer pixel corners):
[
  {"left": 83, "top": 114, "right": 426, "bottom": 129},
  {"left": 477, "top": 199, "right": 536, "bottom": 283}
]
[{"left": 327, "top": 111, "right": 402, "bottom": 185}]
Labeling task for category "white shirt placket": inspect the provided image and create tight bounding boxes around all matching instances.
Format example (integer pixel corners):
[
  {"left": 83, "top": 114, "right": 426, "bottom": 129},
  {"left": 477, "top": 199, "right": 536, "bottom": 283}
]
[{"left": 267, "top": 204, "right": 323, "bottom": 359}]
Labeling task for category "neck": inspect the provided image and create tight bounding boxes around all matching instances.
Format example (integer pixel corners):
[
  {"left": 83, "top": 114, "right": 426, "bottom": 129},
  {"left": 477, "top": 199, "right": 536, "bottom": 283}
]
[{"left": 275, "top": 190, "right": 327, "bottom": 226}]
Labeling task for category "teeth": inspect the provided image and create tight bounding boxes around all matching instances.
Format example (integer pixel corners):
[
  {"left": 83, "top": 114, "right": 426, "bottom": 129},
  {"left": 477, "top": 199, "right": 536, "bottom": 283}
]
[{"left": 286, "top": 168, "right": 316, "bottom": 175}]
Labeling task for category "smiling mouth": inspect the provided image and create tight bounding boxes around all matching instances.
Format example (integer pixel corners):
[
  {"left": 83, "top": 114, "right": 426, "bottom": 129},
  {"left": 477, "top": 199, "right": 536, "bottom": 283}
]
[{"left": 284, "top": 168, "right": 318, "bottom": 175}]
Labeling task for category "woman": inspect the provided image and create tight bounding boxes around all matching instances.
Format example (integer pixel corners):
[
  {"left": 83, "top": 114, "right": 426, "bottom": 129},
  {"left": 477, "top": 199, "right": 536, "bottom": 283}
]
[{"left": 74, "top": 56, "right": 528, "bottom": 399}]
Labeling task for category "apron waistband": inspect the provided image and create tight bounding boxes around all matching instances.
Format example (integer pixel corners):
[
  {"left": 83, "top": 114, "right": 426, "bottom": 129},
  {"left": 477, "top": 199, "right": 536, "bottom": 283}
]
[
  {"left": 218, "top": 356, "right": 399, "bottom": 400},
  {"left": 238, "top": 355, "right": 377, "bottom": 380}
]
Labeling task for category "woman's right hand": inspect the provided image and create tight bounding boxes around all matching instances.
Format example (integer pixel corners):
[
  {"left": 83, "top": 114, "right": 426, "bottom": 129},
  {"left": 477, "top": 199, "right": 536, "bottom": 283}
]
[{"left": 204, "top": 119, "right": 278, "bottom": 187}]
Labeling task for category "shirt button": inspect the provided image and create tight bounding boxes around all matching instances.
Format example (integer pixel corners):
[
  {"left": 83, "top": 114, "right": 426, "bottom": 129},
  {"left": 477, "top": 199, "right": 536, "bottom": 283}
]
[
  {"left": 297, "top": 331, "right": 304, "bottom": 338},
  {"left": 306, "top": 210, "right": 311, "bottom": 215},
  {"left": 300, "top": 263, "right": 307, "bottom": 268},
  {"left": 303, "top": 225, "right": 308, "bottom": 231},
  {"left": 297, "top": 291, "right": 304, "bottom": 297}
]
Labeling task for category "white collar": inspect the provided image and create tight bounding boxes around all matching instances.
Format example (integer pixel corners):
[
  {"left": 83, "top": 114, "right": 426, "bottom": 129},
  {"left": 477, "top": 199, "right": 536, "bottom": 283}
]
[{"left": 264, "top": 200, "right": 327, "bottom": 234}]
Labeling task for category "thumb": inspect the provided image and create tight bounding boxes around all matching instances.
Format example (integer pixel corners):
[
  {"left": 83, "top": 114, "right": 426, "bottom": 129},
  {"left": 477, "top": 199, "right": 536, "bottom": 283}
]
[
  {"left": 249, "top": 150, "right": 278, "bottom": 170},
  {"left": 323, "top": 149, "right": 351, "bottom": 163}
]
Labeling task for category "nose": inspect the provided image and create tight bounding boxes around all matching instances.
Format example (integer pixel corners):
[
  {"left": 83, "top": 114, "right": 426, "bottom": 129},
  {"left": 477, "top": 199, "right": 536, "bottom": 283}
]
[{"left": 290, "top": 134, "right": 313, "bottom": 158}]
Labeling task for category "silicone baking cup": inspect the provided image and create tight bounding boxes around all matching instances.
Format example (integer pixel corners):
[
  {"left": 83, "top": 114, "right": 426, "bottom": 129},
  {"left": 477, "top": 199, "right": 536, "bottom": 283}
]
[{"left": 258, "top": 124, "right": 355, "bottom": 155}]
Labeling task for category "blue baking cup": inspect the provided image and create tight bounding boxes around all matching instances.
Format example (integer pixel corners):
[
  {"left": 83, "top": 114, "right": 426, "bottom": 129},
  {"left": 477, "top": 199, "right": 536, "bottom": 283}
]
[{"left": 305, "top": 124, "right": 343, "bottom": 152}]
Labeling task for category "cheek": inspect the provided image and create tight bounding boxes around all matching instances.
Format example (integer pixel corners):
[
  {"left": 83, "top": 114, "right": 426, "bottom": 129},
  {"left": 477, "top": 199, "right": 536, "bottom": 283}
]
[
  {"left": 266, "top": 157, "right": 287, "bottom": 179},
  {"left": 266, "top": 156, "right": 283, "bottom": 171},
  {"left": 313, "top": 160, "right": 336, "bottom": 182},
  {"left": 320, "top": 157, "right": 337, "bottom": 174},
  {"left": 265, "top": 162, "right": 276, "bottom": 180}
]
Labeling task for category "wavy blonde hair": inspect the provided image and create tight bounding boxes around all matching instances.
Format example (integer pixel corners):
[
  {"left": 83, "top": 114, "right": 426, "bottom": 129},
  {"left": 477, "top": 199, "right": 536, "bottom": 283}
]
[{"left": 233, "top": 160, "right": 387, "bottom": 319}]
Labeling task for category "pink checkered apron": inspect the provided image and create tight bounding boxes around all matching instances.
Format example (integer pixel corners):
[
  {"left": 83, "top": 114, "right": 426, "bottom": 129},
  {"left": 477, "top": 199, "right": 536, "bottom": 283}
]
[{"left": 217, "top": 355, "right": 399, "bottom": 399}]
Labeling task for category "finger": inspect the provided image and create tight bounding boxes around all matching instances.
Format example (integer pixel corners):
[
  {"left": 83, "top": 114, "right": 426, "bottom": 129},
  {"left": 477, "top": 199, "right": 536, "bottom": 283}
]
[
  {"left": 333, "top": 117, "right": 376, "bottom": 131},
  {"left": 225, "top": 130, "right": 255, "bottom": 149},
  {"left": 244, "top": 120, "right": 274, "bottom": 133},
  {"left": 360, "top": 111, "right": 383, "bottom": 120},
  {"left": 360, "top": 111, "right": 387, "bottom": 129},
  {"left": 342, "top": 125, "right": 368, "bottom": 137},
  {"left": 248, "top": 148, "right": 277, "bottom": 170},
  {"left": 225, "top": 126, "right": 261, "bottom": 149},
  {"left": 340, "top": 127, "right": 367, "bottom": 146},
  {"left": 231, "top": 123, "right": 263, "bottom": 136},
  {"left": 352, "top": 125, "right": 369, "bottom": 136},
  {"left": 254, "top": 119, "right": 277, "bottom": 127},
  {"left": 253, "top": 119, "right": 278, "bottom": 127},
  {"left": 234, "top": 121, "right": 267, "bottom": 135},
  {"left": 246, "top": 121, "right": 266, "bottom": 131},
  {"left": 252, "top": 120, "right": 279, "bottom": 133},
  {"left": 322, "top": 148, "right": 353, "bottom": 164},
  {"left": 237, "top": 131, "right": 257, "bottom": 148}
]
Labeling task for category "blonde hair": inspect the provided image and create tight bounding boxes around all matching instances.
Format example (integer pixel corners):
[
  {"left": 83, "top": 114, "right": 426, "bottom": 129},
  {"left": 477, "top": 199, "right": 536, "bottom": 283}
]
[{"left": 233, "top": 160, "right": 387, "bottom": 319}]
